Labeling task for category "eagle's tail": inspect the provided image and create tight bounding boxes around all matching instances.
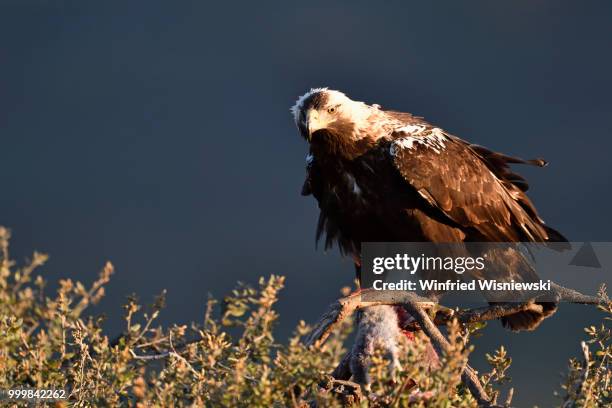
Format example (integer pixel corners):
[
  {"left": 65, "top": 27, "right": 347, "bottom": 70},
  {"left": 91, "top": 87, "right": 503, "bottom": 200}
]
[
  {"left": 544, "top": 225, "right": 570, "bottom": 244},
  {"left": 478, "top": 245, "right": 559, "bottom": 331},
  {"left": 499, "top": 301, "right": 557, "bottom": 331}
]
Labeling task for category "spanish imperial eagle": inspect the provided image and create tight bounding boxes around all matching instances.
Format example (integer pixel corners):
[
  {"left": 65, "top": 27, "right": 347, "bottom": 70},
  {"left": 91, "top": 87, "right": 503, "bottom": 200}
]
[{"left": 292, "top": 88, "right": 567, "bottom": 333}]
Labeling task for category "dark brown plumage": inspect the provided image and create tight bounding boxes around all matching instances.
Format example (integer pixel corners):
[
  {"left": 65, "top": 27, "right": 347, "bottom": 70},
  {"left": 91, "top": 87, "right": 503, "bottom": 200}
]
[{"left": 292, "top": 88, "right": 567, "bottom": 331}]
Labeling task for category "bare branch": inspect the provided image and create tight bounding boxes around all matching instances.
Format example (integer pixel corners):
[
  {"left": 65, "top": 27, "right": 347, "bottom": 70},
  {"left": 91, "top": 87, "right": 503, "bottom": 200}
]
[
  {"left": 551, "top": 283, "right": 601, "bottom": 305},
  {"left": 306, "top": 282, "right": 603, "bottom": 348},
  {"left": 402, "top": 299, "right": 492, "bottom": 406},
  {"left": 401, "top": 301, "right": 543, "bottom": 332},
  {"left": 504, "top": 388, "right": 514, "bottom": 407}
]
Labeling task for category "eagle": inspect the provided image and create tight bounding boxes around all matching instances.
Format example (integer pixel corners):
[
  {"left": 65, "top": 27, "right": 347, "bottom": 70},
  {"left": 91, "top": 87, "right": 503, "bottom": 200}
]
[
  {"left": 292, "top": 88, "right": 568, "bottom": 334},
  {"left": 291, "top": 88, "right": 570, "bottom": 386}
]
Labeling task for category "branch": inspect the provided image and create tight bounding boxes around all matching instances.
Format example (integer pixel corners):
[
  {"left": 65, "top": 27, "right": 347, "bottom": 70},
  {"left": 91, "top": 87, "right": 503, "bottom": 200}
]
[
  {"left": 305, "top": 282, "right": 602, "bottom": 347},
  {"left": 403, "top": 301, "right": 543, "bottom": 332},
  {"left": 551, "top": 283, "right": 601, "bottom": 305},
  {"left": 401, "top": 299, "right": 492, "bottom": 406},
  {"left": 562, "top": 341, "right": 593, "bottom": 408},
  {"left": 130, "top": 332, "right": 202, "bottom": 380}
]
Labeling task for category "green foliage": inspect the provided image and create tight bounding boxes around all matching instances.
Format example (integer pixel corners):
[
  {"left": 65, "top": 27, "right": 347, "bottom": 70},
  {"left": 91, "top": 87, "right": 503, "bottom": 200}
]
[
  {"left": 558, "top": 287, "right": 612, "bottom": 407},
  {"left": 0, "top": 226, "right": 610, "bottom": 407}
]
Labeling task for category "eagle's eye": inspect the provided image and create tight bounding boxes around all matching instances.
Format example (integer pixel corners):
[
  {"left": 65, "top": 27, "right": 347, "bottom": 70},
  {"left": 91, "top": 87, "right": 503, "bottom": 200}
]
[{"left": 327, "top": 106, "right": 337, "bottom": 114}]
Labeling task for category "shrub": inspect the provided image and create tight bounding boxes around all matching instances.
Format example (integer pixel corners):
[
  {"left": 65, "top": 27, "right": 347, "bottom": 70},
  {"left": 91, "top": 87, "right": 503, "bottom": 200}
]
[{"left": 0, "top": 226, "right": 609, "bottom": 407}]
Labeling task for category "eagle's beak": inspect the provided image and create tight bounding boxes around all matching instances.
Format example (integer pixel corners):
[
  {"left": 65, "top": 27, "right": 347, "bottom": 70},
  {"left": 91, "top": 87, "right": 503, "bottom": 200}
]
[{"left": 306, "top": 109, "right": 324, "bottom": 141}]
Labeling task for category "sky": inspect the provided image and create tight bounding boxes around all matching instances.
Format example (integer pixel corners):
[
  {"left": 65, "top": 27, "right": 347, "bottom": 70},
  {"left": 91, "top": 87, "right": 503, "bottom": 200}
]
[{"left": 1, "top": 1, "right": 611, "bottom": 405}]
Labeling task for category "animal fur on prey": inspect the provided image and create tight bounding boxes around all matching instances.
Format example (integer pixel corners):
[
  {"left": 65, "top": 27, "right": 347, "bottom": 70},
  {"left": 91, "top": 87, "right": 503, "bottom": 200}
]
[{"left": 292, "top": 88, "right": 567, "bottom": 387}]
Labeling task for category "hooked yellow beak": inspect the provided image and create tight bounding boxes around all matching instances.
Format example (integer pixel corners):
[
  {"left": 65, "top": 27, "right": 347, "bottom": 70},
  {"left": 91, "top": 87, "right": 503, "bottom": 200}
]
[{"left": 306, "top": 109, "right": 325, "bottom": 141}]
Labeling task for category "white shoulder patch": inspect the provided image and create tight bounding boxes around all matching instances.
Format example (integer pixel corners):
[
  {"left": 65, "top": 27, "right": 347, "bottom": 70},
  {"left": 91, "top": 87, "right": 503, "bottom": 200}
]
[
  {"left": 389, "top": 127, "right": 448, "bottom": 156},
  {"left": 394, "top": 124, "right": 426, "bottom": 135}
]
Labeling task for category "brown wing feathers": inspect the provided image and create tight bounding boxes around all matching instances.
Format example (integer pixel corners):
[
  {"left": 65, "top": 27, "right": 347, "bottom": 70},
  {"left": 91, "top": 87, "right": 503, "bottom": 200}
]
[{"left": 391, "top": 135, "right": 565, "bottom": 244}]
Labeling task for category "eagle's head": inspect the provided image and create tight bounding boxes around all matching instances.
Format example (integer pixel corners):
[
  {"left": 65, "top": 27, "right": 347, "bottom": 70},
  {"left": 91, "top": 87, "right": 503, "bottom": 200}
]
[{"left": 291, "top": 88, "right": 374, "bottom": 144}]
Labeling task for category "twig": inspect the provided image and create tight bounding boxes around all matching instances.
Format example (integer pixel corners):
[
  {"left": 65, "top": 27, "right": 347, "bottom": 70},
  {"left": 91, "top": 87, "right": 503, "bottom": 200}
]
[
  {"left": 504, "top": 387, "right": 514, "bottom": 407},
  {"left": 401, "top": 301, "right": 544, "bottom": 331},
  {"left": 168, "top": 332, "right": 202, "bottom": 379},
  {"left": 402, "top": 299, "right": 492, "bottom": 406},
  {"left": 561, "top": 341, "right": 593, "bottom": 408},
  {"left": 136, "top": 336, "right": 170, "bottom": 349},
  {"left": 216, "top": 362, "right": 259, "bottom": 383},
  {"left": 130, "top": 333, "right": 202, "bottom": 380},
  {"left": 391, "top": 376, "right": 418, "bottom": 406},
  {"left": 318, "top": 376, "right": 364, "bottom": 405},
  {"left": 130, "top": 349, "right": 170, "bottom": 361}
]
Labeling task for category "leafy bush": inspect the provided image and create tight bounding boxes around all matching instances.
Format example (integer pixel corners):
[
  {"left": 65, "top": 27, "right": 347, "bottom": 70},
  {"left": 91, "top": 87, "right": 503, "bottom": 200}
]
[{"left": 0, "top": 226, "right": 609, "bottom": 407}]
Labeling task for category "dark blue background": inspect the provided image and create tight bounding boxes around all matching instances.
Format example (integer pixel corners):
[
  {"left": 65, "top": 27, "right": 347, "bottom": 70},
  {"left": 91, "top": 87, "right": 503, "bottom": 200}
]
[{"left": 1, "top": 1, "right": 610, "bottom": 405}]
